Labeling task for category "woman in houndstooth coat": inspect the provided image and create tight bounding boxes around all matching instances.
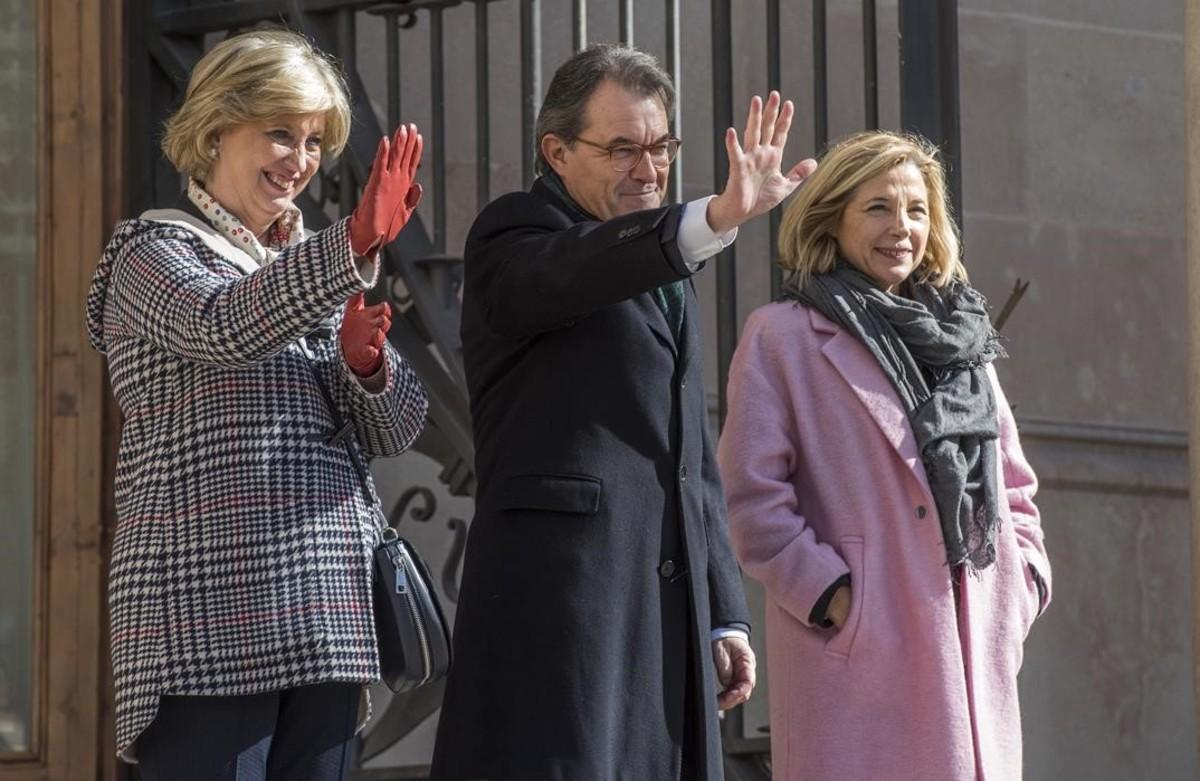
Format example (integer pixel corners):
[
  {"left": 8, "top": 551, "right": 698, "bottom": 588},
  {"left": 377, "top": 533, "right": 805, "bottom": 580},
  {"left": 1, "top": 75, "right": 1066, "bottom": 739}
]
[{"left": 85, "top": 30, "right": 428, "bottom": 780}]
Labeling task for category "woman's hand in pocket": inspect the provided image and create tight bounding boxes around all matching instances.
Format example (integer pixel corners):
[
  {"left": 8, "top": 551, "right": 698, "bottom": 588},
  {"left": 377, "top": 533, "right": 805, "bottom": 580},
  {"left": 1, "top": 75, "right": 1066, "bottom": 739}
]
[{"left": 827, "top": 585, "right": 852, "bottom": 629}]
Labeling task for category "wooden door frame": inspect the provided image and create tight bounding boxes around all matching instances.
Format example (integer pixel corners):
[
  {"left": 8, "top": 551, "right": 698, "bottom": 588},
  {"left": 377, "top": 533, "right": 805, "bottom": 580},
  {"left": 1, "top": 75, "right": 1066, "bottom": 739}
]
[{"left": 0, "top": 0, "right": 122, "bottom": 776}]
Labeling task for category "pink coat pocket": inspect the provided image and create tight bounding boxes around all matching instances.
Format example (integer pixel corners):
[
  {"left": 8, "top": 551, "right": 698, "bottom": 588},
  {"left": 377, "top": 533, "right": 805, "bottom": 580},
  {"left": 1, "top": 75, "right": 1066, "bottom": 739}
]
[{"left": 825, "top": 536, "right": 865, "bottom": 660}]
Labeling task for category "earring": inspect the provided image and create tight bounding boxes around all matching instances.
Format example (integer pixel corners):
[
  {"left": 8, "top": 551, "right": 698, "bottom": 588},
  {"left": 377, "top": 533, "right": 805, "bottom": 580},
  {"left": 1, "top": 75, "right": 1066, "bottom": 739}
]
[{"left": 209, "top": 146, "right": 219, "bottom": 159}]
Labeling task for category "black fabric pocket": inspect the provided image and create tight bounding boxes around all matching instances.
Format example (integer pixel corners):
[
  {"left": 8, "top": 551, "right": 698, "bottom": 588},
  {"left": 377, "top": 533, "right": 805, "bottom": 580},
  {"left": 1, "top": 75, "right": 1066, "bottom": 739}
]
[{"left": 496, "top": 473, "right": 602, "bottom": 515}]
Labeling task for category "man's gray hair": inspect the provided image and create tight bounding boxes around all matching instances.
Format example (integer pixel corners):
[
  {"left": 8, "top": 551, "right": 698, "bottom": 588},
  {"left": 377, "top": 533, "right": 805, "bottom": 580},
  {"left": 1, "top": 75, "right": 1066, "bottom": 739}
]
[{"left": 535, "top": 44, "right": 675, "bottom": 175}]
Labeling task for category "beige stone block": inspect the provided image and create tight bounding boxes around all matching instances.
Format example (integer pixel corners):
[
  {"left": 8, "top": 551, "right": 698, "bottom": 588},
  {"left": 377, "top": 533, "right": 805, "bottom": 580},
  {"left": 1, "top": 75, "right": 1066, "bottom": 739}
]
[
  {"left": 1024, "top": 22, "right": 1183, "bottom": 230},
  {"left": 1018, "top": 488, "right": 1194, "bottom": 780},
  {"left": 965, "top": 214, "right": 1185, "bottom": 429},
  {"left": 959, "top": 0, "right": 1182, "bottom": 38},
  {"left": 959, "top": 12, "right": 1029, "bottom": 216},
  {"left": 959, "top": 0, "right": 1040, "bottom": 17}
]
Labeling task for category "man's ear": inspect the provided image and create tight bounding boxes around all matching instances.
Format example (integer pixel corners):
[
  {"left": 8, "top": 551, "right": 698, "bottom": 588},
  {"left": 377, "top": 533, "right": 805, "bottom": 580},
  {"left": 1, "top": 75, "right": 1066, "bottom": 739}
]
[{"left": 540, "top": 134, "right": 571, "bottom": 175}]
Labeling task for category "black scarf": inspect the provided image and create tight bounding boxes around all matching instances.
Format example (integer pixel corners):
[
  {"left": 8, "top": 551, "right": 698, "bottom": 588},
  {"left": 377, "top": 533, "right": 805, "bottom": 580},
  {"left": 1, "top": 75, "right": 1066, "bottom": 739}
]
[{"left": 786, "top": 262, "right": 1004, "bottom": 571}]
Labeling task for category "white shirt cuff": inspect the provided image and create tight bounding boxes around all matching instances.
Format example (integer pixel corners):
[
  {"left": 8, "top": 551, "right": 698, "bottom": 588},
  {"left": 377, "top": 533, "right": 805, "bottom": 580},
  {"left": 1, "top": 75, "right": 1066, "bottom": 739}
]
[
  {"left": 710, "top": 626, "right": 750, "bottom": 643},
  {"left": 678, "top": 196, "right": 738, "bottom": 271}
]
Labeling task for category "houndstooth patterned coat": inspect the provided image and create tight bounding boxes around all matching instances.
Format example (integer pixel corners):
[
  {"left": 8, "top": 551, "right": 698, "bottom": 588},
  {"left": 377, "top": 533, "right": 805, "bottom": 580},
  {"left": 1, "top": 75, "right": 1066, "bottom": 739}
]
[{"left": 86, "top": 210, "right": 428, "bottom": 760}]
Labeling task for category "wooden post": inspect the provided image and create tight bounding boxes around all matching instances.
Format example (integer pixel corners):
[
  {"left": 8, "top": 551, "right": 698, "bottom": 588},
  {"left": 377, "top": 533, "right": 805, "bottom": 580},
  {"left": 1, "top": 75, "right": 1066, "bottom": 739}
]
[{"left": 0, "top": 0, "right": 123, "bottom": 776}]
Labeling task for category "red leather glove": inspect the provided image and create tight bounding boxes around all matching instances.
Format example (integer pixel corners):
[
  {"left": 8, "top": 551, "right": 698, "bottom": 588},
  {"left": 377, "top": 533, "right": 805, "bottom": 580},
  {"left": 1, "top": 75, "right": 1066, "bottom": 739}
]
[
  {"left": 348, "top": 123, "right": 424, "bottom": 257},
  {"left": 341, "top": 292, "right": 393, "bottom": 377}
]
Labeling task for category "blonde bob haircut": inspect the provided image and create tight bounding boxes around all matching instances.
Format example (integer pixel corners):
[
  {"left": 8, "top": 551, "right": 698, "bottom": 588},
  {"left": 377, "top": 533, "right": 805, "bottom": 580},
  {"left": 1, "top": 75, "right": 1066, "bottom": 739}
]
[
  {"left": 161, "top": 29, "right": 351, "bottom": 182},
  {"left": 778, "top": 130, "right": 966, "bottom": 291}
]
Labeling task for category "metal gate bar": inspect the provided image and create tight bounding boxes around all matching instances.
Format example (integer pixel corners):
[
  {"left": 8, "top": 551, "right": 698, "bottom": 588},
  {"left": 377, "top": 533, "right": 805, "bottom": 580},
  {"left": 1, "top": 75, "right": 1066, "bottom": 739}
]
[
  {"left": 474, "top": 0, "right": 490, "bottom": 208},
  {"left": 711, "top": 0, "right": 736, "bottom": 425}
]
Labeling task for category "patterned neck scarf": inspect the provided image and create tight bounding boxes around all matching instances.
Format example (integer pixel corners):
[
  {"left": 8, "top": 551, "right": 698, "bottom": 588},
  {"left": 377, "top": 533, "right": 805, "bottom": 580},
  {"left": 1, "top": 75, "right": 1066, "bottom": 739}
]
[{"left": 187, "top": 178, "right": 304, "bottom": 266}]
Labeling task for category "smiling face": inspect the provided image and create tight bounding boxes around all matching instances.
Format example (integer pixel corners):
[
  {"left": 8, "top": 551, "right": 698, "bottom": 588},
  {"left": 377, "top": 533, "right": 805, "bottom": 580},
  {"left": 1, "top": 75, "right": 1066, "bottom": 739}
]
[
  {"left": 543, "top": 79, "right": 670, "bottom": 221},
  {"left": 204, "top": 112, "right": 325, "bottom": 238},
  {"left": 833, "top": 162, "right": 930, "bottom": 292}
]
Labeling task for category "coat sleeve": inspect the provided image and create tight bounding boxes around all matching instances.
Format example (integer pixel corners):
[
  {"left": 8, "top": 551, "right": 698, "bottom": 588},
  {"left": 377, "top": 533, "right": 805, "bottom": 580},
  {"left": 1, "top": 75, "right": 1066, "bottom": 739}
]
[
  {"left": 701, "top": 412, "right": 752, "bottom": 631},
  {"left": 717, "top": 310, "right": 852, "bottom": 627},
  {"left": 109, "top": 219, "right": 370, "bottom": 368},
  {"left": 333, "top": 340, "right": 429, "bottom": 458},
  {"left": 465, "top": 192, "right": 692, "bottom": 339},
  {"left": 989, "top": 365, "right": 1052, "bottom": 616}
]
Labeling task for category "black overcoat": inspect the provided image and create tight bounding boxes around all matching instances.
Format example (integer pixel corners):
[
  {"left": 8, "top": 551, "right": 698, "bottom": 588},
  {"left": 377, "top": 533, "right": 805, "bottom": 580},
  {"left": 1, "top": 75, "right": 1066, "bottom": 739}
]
[{"left": 431, "top": 180, "right": 750, "bottom": 781}]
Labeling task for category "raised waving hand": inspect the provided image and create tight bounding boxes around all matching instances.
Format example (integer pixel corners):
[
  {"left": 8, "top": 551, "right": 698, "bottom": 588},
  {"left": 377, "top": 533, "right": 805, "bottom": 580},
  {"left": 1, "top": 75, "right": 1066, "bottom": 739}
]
[
  {"left": 348, "top": 123, "right": 424, "bottom": 257},
  {"left": 706, "top": 91, "right": 818, "bottom": 235}
]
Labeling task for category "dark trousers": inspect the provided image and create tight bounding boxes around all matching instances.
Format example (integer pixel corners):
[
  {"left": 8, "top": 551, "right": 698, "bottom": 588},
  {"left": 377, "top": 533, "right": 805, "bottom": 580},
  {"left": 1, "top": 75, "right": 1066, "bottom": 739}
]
[
  {"left": 677, "top": 579, "right": 702, "bottom": 781},
  {"left": 135, "top": 682, "right": 360, "bottom": 781},
  {"left": 681, "top": 634, "right": 699, "bottom": 780}
]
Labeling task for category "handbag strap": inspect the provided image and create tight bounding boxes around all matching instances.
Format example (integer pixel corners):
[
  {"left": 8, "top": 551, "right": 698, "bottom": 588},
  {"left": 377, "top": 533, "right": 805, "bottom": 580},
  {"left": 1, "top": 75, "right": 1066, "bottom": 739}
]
[{"left": 301, "top": 337, "right": 391, "bottom": 537}]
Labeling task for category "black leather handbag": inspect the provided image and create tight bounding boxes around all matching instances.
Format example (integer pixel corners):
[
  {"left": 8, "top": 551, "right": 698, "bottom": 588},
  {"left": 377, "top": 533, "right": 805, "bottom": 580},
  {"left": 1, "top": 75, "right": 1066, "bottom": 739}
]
[
  {"left": 304, "top": 340, "right": 452, "bottom": 693},
  {"left": 372, "top": 527, "right": 453, "bottom": 692}
]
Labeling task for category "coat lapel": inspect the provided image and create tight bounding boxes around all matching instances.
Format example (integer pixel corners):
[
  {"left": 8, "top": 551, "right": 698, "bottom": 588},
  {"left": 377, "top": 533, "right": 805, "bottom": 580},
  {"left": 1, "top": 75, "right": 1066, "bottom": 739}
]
[
  {"left": 809, "top": 307, "right": 930, "bottom": 491},
  {"left": 641, "top": 293, "right": 678, "bottom": 360},
  {"left": 640, "top": 282, "right": 698, "bottom": 368},
  {"left": 677, "top": 279, "right": 699, "bottom": 373}
]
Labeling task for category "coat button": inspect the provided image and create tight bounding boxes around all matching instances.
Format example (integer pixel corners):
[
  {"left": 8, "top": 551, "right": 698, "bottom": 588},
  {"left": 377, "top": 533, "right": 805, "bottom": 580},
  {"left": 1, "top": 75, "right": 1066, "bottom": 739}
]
[
  {"left": 679, "top": 465, "right": 688, "bottom": 481},
  {"left": 916, "top": 505, "right": 927, "bottom": 519},
  {"left": 659, "top": 559, "right": 677, "bottom": 579}
]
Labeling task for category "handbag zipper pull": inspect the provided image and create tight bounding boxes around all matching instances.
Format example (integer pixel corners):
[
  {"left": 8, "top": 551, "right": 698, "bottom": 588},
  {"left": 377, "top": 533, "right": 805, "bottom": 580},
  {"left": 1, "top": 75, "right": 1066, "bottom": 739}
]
[{"left": 394, "top": 559, "right": 409, "bottom": 595}]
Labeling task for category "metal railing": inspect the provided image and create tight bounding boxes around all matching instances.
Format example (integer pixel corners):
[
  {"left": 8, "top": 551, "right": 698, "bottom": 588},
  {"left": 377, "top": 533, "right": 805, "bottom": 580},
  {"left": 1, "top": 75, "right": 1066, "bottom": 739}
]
[{"left": 126, "top": 1, "right": 961, "bottom": 776}]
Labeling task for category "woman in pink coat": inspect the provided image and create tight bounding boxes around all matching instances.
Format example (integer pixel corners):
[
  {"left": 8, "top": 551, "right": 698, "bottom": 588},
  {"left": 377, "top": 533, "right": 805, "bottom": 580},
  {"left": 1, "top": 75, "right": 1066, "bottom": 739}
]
[{"left": 717, "top": 131, "right": 1050, "bottom": 781}]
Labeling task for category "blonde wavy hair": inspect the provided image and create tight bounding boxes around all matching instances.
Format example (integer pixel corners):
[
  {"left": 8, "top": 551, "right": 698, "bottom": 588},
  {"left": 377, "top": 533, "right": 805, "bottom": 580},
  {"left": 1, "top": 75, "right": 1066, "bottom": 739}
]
[
  {"left": 161, "top": 29, "right": 352, "bottom": 182},
  {"left": 778, "top": 130, "right": 966, "bottom": 290}
]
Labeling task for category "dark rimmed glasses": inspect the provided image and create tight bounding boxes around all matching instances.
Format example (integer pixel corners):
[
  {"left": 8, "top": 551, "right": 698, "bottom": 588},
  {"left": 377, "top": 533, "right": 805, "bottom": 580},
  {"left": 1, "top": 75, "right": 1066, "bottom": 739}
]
[{"left": 572, "top": 136, "right": 682, "bottom": 172}]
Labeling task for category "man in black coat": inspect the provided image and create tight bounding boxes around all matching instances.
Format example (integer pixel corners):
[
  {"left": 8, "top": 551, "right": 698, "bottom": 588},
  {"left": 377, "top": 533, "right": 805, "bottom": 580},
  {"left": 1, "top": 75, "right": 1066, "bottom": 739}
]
[{"left": 431, "top": 44, "right": 816, "bottom": 781}]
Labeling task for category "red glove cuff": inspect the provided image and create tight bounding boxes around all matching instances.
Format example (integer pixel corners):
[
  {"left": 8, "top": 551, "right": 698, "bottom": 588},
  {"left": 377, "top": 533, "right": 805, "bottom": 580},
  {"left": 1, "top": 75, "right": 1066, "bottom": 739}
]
[{"left": 349, "top": 350, "right": 384, "bottom": 378}]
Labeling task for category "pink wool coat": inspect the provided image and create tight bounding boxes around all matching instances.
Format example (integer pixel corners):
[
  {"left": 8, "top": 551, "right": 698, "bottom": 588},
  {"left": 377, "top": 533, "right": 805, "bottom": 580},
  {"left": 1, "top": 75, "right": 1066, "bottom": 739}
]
[{"left": 717, "top": 302, "right": 1051, "bottom": 781}]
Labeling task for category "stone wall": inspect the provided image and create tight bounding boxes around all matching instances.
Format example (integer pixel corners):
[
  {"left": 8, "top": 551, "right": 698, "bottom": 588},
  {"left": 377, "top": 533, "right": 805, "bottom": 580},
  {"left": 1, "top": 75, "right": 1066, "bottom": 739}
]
[{"left": 958, "top": 3, "right": 1193, "bottom": 777}]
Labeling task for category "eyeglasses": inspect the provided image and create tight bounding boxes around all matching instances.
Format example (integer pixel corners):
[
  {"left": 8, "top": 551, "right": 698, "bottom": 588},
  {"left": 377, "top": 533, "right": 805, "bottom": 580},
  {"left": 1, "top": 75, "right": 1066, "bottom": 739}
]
[{"left": 572, "top": 136, "right": 682, "bottom": 172}]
